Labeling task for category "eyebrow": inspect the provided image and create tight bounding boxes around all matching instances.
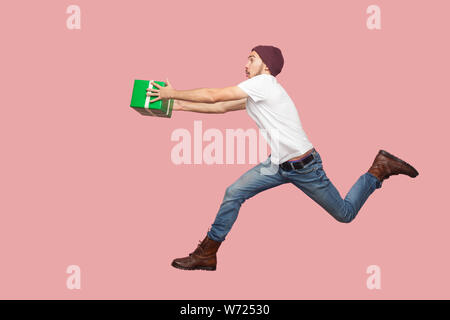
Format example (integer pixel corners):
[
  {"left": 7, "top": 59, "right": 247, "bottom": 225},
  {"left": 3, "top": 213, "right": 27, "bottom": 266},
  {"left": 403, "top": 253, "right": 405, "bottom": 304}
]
[{"left": 248, "top": 55, "right": 256, "bottom": 59}]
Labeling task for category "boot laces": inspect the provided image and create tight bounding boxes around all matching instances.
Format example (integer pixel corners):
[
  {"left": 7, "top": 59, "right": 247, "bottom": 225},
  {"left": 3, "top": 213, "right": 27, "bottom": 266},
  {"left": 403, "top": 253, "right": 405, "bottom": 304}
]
[{"left": 189, "top": 240, "right": 205, "bottom": 256}]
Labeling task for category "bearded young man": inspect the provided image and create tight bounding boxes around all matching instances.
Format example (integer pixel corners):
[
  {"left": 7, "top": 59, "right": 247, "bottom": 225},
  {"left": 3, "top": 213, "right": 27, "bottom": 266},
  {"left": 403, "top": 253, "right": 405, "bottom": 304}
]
[{"left": 148, "top": 45, "right": 419, "bottom": 271}]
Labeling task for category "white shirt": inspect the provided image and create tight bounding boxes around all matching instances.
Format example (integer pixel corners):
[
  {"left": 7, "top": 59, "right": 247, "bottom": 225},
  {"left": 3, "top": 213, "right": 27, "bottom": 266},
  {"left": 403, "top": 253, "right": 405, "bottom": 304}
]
[{"left": 237, "top": 74, "right": 314, "bottom": 165}]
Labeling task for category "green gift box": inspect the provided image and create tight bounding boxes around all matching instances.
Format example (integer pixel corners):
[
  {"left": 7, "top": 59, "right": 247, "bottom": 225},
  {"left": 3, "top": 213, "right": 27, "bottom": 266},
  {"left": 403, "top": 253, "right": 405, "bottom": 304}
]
[{"left": 130, "top": 79, "right": 173, "bottom": 118}]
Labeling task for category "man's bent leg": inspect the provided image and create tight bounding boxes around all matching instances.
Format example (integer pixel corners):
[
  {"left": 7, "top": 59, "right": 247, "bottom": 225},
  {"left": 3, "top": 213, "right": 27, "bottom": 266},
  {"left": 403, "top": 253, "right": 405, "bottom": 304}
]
[
  {"left": 285, "top": 151, "right": 381, "bottom": 223},
  {"left": 207, "top": 157, "right": 288, "bottom": 241}
]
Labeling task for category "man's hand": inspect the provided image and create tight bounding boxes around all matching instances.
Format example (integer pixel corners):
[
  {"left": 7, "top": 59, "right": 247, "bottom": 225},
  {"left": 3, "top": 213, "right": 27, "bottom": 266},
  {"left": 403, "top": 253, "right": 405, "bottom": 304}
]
[{"left": 146, "top": 78, "right": 175, "bottom": 103}]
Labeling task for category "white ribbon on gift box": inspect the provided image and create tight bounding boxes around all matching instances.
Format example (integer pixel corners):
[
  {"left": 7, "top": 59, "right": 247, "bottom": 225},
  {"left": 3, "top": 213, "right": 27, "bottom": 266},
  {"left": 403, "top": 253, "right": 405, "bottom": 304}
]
[
  {"left": 143, "top": 80, "right": 171, "bottom": 117},
  {"left": 143, "top": 79, "right": 157, "bottom": 116}
]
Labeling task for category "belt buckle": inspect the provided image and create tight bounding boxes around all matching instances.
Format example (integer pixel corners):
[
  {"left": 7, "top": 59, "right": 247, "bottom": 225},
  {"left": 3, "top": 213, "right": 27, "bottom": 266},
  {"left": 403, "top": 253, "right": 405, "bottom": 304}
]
[
  {"left": 288, "top": 162, "right": 296, "bottom": 171},
  {"left": 292, "top": 154, "right": 312, "bottom": 170},
  {"left": 283, "top": 161, "right": 296, "bottom": 171},
  {"left": 282, "top": 151, "right": 315, "bottom": 171}
]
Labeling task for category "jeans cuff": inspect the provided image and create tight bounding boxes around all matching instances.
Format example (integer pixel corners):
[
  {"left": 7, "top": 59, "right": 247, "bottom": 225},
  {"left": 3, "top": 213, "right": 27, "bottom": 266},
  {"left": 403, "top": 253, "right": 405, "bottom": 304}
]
[
  {"left": 207, "top": 230, "right": 223, "bottom": 242},
  {"left": 366, "top": 172, "right": 382, "bottom": 189}
]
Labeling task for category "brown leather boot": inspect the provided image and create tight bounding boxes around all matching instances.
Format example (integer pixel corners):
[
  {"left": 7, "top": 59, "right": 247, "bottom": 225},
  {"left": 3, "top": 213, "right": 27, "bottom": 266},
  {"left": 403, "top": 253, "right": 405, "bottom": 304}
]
[
  {"left": 171, "top": 235, "right": 222, "bottom": 271},
  {"left": 368, "top": 150, "right": 419, "bottom": 183}
]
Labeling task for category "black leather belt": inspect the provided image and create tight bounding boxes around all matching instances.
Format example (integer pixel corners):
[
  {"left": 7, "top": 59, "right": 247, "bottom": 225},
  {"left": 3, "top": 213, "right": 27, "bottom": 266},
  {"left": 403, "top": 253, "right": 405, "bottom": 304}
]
[{"left": 280, "top": 151, "right": 315, "bottom": 171}]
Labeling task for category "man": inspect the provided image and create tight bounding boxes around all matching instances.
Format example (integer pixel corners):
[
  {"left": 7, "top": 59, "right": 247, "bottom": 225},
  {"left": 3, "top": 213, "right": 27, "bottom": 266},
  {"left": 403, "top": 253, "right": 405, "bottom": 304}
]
[{"left": 147, "top": 45, "right": 419, "bottom": 271}]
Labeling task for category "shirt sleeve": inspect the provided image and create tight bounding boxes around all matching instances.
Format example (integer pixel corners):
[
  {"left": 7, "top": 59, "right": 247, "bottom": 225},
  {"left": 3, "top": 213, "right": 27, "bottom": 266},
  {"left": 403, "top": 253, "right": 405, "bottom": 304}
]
[{"left": 237, "top": 75, "right": 269, "bottom": 103}]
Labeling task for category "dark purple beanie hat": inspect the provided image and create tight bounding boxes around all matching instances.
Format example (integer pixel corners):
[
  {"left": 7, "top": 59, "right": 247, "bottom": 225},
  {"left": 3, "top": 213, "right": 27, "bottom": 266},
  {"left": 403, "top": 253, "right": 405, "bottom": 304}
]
[{"left": 251, "top": 45, "right": 284, "bottom": 77}]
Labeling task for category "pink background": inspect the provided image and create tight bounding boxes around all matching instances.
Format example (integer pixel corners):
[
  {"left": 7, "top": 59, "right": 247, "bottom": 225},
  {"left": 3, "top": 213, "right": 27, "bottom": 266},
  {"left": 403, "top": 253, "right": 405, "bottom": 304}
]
[{"left": 1, "top": 0, "right": 449, "bottom": 299}]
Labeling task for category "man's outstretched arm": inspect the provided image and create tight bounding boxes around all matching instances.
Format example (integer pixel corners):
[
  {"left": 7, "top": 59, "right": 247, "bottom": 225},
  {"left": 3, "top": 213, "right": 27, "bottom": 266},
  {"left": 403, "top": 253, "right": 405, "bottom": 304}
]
[
  {"left": 175, "top": 98, "right": 247, "bottom": 114},
  {"left": 147, "top": 80, "right": 248, "bottom": 103}
]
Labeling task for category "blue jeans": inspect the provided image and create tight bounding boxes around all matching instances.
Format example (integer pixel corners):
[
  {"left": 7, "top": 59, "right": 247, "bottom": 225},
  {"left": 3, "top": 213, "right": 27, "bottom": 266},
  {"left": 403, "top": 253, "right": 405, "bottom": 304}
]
[{"left": 207, "top": 149, "right": 382, "bottom": 242}]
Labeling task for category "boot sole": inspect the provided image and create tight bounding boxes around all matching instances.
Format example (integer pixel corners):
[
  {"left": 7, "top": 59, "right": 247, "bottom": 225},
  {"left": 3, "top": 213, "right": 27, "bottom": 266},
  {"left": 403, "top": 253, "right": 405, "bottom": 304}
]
[
  {"left": 379, "top": 150, "right": 419, "bottom": 177},
  {"left": 171, "top": 261, "right": 216, "bottom": 271}
]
